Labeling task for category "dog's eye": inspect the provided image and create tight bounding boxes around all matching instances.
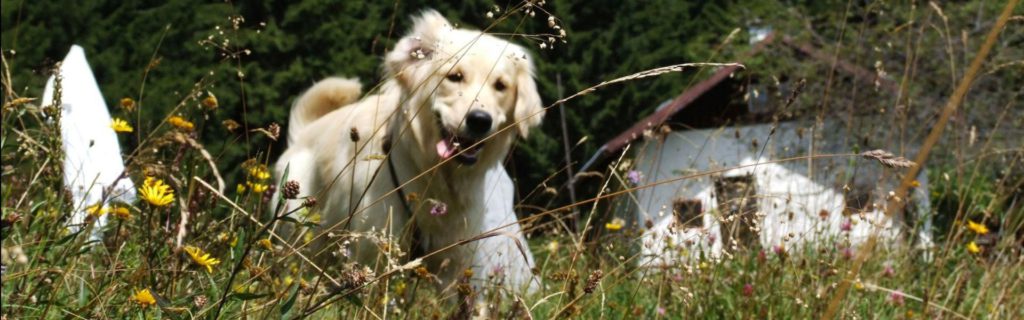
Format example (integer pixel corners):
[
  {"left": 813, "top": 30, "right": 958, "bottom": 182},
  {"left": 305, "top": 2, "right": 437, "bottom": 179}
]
[
  {"left": 446, "top": 72, "right": 463, "bottom": 82},
  {"left": 494, "top": 80, "right": 507, "bottom": 92}
]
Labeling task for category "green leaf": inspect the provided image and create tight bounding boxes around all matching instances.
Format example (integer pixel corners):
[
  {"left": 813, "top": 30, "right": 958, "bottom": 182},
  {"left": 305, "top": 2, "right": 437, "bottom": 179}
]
[
  {"left": 55, "top": 229, "right": 83, "bottom": 246},
  {"left": 279, "top": 282, "right": 300, "bottom": 319},
  {"left": 232, "top": 229, "right": 247, "bottom": 261},
  {"left": 277, "top": 215, "right": 301, "bottom": 224},
  {"left": 151, "top": 290, "right": 183, "bottom": 320},
  {"left": 231, "top": 291, "right": 270, "bottom": 301},
  {"left": 276, "top": 215, "right": 318, "bottom": 228}
]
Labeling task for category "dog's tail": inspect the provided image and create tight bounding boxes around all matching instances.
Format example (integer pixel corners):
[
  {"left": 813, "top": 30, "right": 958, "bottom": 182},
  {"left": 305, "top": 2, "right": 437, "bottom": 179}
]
[{"left": 288, "top": 77, "right": 362, "bottom": 144}]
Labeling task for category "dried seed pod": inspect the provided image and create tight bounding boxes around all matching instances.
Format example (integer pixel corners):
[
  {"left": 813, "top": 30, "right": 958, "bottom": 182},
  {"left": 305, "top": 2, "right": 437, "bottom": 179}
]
[
  {"left": 584, "top": 270, "right": 604, "bottom": 294},
  {"left": 302, "top": 196, "right": 318, "bottom": 208},
  {"left": 282, "top": 180, "right": 300, "bottom": 199}
]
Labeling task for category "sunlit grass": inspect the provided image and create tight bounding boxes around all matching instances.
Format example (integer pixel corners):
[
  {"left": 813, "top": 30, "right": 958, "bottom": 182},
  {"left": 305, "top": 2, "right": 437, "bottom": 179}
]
[{"left": 2, "top": 1, "right": 1022, "bottom": 319}]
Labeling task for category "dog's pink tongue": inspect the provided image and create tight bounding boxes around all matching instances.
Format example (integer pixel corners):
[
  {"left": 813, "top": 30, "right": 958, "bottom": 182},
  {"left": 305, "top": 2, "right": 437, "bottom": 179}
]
[{"left": 436, "top": 139, "right": 456, "bottom": 160}]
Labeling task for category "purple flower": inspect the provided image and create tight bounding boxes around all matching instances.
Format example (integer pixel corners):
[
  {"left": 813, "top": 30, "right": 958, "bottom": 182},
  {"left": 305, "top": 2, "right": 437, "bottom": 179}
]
[
  {"left": 626, "top": 170, "right": 643, "bottom": 186},
  {"left": 742, "top": 283, "right": 754, "bottom": 297},
  {"left": 840, "top": 219, "right": 852, "bottom": 232},
  {"left": 889, "top": 290, "right": 905, "bottom": 306},
  {"left": 429, "top": 200, "right": 448, "bottom": 216},
  {"left": 656, "top": 307, "right": 666, "bottom": 316},
  {"left": 883, "top": 265, "right": 895, "bottom": 278},
  {"left": 773, "top": 245, "right": 786, "bottom": 256}
]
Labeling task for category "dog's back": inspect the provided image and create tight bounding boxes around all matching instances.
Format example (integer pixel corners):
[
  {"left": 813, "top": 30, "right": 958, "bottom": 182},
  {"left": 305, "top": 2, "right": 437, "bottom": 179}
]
[{"left": 287, "top": 77, "right": 362, "bottom": 144}]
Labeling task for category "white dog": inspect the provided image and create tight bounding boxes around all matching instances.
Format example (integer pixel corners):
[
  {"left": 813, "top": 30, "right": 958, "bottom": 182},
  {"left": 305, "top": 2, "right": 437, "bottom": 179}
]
[{"left": 276, "top": 10, "right": 543, "bottom": 293}]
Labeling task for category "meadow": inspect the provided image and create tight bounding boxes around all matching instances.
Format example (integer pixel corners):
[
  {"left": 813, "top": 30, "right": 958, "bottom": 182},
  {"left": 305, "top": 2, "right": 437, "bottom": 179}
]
[{"left": 2, "top": 1, "right": 1022, "bottom": 319}]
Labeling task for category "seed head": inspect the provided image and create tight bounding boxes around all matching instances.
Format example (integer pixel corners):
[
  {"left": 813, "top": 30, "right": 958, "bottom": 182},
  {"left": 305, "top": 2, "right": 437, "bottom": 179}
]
[
  {"left": 303, "top": 196, "right": 318, "bottom": 208},
  {"left": 267, "top": 123, "right": 281, "bottom": 140},
  {"left": 193, "top": 295, "right": 208, "bottom": 308},
  {"left": 584, "top": 270, "right": 604, "bottom": 294},
  {"left": 283, "top": 180, "right": 300, "bottom": 199},
  {"left": 860, "top": 149, "right": 916, "bottom": 168},
  {"left": 349, "top": 127, "right": 360, "bottom": 142}
]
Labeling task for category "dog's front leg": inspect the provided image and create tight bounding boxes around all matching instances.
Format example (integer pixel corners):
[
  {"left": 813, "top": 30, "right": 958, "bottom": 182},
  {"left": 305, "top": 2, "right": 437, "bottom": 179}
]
[{"left": 469, "top": 165, "right": 540, "bottom": 294}]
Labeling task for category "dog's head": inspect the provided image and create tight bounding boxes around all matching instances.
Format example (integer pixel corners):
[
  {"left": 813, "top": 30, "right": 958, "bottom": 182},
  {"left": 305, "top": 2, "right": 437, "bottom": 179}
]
[{"left": 385, "top": 10, "right": 544, "bottom": 166}]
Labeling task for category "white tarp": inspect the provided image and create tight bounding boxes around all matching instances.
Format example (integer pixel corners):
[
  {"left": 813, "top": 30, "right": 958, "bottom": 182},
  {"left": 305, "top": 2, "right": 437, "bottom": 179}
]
[
  {"left": 42, "top": 45, "right": 136, "bottom": 238},
  {"left": 632, "top": 120, "right": 933, "bottom": 266}
]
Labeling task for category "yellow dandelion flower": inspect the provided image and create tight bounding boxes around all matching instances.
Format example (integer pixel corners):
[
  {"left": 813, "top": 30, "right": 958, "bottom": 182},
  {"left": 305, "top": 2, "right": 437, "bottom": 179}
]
[
  {"left": 236, "top": 183, "right": 247, "bottom": 194},
  {"left": 967, "top": 241, "right": 982, "bottom": 254},
  {"left": 910, "top": 180, "right": 921, "bottom": 188},
  {"left": 168, "top": 116, "right": 194, "bottom": 131},
  {"left": 184, "top": 245, "right": 221, "bottom": 273},
  {"left": 395, "top": 280, "right": 407, "bottom": 296},
  {"left": 111, "top": 118, "right": 133, "bottom": 133},
  {"left": 201, "top": 93, "right": 218, "bottom": 109},
  {"left": 854, "top": 281, "right": 865, "bottom": 290},
  {"left": 86, "top": 203, "right": 108, "bottom": 218},
  {"left": 547, "top": 240, "right": 560, "bottom": 253},
  {"left": 132, "top": 288, "right": 156, "bottom": 307},
  {"left": 248, "top": 166, "right": 271, "bottom": 181},
  {"left": 111, "top": 206, "right": 131, "bottom": 219},
  {"left": 258, "top": 238, "right": 273, "bottom": 250},
  {"left": 966, "top": 220, "right": 989, "bottom": 235},
  {"left": 605, "top": 218, "right": 625, "bottom": 231},
  {"left": 139, "top": 177, "right": 174, "bottom": 207},
  {"left": 247, "top": 181, "right": 268, "bottom": 193},
  {"left": 303, "top": 231, "right": 314, "bottom": 244}
]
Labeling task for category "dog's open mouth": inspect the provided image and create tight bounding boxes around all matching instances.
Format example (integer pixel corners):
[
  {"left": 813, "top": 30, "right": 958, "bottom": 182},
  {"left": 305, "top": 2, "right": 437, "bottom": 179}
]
[{"left": 436, "top": 128, "right": 484, "bottom": 165}]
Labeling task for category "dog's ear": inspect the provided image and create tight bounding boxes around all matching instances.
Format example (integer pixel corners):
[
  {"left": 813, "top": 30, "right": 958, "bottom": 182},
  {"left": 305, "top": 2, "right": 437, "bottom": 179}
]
[
  {"left": 385, "top": 9, "right": 451, "bottom": 86},
  {"left": 513, "top": 52, "right": 544, "bottom": 138}
]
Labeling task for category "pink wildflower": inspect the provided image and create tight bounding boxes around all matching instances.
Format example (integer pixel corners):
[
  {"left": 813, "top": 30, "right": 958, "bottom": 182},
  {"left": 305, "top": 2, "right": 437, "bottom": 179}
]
[
  {"left": 889, "top": 290, "right": 905, "bottom": 306},
  {"left": 429, "top": 200, "right": 448, "bottom": 216},
  {"left": 742, "top": 283, "right": 754, "bottom": 297},
  {"left": 773, "top": 244, "right": 786, "bottom": 256},
  {"left": 626, "top": 170, "right": 643, "bottom": 186},
  {"left": 842, "top": 247, "right": 854, "bottom": 260}
]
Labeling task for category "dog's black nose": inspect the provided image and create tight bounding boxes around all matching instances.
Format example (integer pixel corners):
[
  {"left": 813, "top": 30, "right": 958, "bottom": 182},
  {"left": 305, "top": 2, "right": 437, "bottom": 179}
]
[{"left": 465, "top": 110, "right": 492, "bottom": 137}]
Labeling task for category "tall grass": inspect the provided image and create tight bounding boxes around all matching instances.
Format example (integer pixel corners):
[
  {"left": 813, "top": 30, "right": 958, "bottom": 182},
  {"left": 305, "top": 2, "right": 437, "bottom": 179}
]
[{"left": 2, "top": 1, "right": 1022, "bottom": 319}]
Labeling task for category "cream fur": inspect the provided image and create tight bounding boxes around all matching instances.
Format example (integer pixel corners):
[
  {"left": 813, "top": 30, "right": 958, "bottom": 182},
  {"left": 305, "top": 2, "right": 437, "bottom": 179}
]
[{"left": 275, "top": 9, "right": 543, "bottom": 294}]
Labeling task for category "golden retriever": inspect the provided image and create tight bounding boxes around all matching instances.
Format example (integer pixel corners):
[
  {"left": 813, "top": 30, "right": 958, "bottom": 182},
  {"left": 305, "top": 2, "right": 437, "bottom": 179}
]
[{"left": 275, "top": 9, "right": 543, "bottom": 293}]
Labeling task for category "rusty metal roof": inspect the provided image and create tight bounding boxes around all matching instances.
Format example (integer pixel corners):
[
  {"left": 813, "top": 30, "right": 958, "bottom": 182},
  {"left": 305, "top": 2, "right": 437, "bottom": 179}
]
[
  {"left": 577, "top": 32, "right": 898, "bottom": 174},
  {"left": 577, "top": 33, "right": 776, "bottom": 174}
]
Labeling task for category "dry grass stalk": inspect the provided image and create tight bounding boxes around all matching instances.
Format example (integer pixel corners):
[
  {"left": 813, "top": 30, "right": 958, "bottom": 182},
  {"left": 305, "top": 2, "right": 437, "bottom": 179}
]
[{"left": 860, "top": 149, "right": 917, "bottom": 168}]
